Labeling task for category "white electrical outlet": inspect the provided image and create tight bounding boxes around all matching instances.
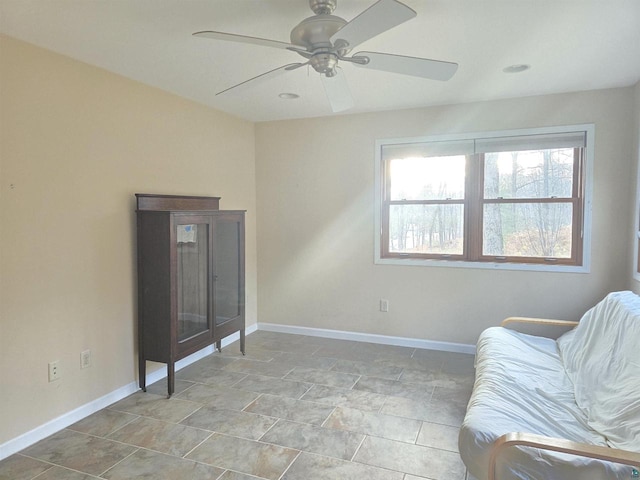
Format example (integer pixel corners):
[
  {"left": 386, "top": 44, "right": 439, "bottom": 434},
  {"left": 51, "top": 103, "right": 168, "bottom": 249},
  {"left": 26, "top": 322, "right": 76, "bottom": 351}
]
[
  {"left": 48, "top": 361, "right": 60, "bottom": 382},
  {"left": 380, "top": 299, "right": 389, "bottom": 312},
  {"left": 81, "top": 349, "right": 91, "bottom": 369}
]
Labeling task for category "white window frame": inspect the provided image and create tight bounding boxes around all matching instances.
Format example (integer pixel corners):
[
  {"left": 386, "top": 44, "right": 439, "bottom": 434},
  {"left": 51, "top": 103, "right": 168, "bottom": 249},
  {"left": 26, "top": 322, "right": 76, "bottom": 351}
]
[{"left": 374, "top": 124, "right": 595, "bottom": 273}]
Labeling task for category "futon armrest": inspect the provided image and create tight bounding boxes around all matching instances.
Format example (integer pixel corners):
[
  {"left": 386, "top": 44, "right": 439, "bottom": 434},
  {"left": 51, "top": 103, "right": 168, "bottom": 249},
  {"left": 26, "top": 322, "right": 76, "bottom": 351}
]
[
  {"left": 488, "top": 432, "right": 640, "bottom": 480},
  {"left": 501, "top": 317, "right": 579, "bottom": 339}
]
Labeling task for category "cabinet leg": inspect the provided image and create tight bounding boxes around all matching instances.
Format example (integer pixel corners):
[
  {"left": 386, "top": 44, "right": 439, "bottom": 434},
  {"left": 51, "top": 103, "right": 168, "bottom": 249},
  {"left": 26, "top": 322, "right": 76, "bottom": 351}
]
[
  {"left": 216, "top": 340, "right": 222, "bottom": 352},
  {"left": 167, "top": 362, "right": 175, "bottom": 398},
  {"left": 139, "top": 357, "right": 146, "bottom": 392},
  {"left": 240, "top": 329, "right": 245, "bottom": 356}
]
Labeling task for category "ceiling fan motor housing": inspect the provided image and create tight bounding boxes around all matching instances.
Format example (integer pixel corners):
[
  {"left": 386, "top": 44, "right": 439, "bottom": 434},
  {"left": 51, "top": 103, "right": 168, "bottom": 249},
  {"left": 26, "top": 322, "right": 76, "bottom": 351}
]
[
  {"left": 290, "top": 13, "right": 347, "bottom": 76},
  {"left": 290, "top": 14, "right": 347, "bottom": 50}
]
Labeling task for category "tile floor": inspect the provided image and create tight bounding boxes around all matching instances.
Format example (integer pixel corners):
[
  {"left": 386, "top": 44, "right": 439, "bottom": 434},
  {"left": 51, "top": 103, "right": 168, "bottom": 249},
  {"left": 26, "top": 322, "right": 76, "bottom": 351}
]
[{"left": 1, "top": 331, "right": 478, "bottom": 480}]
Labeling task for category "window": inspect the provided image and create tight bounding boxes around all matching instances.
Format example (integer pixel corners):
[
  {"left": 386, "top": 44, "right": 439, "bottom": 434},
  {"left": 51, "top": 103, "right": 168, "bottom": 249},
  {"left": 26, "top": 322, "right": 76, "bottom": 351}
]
[{"left": 376, "top": 126, "right": 593, "bottom": 271}]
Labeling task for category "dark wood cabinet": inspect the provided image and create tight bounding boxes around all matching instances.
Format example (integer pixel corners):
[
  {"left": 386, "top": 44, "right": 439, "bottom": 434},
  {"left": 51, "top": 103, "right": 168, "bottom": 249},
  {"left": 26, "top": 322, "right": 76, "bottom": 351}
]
[{"left": 136, "top": 194, "right": 245, "bottom": 396}]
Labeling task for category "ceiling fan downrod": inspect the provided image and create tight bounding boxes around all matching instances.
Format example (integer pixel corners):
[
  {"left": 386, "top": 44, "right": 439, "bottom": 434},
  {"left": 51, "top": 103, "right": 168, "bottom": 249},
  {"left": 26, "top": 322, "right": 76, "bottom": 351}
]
[{"left": 309, "top": 0, "right": 338, "bottom": 15}]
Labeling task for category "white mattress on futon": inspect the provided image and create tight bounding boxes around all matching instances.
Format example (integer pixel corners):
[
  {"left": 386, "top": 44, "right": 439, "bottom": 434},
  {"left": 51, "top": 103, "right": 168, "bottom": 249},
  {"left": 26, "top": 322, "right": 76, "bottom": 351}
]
[{"left": 459, "top": 326, "right": 632, "bottom": 480}]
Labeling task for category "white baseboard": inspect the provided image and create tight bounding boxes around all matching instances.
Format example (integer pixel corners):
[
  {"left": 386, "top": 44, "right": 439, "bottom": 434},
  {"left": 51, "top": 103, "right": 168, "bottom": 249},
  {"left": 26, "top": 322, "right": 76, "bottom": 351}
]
[
  {"left": 0, "top": 381, "right": 140, "bottom": 460},
  {"left": 0, "top": 323, "right": 258, "bottom": 460},
  {"left": 258, "top": 323, "right": 476, "bottom": 355},
  {"left": 257, "top": 322, "right": 476, "bottom": 355}
]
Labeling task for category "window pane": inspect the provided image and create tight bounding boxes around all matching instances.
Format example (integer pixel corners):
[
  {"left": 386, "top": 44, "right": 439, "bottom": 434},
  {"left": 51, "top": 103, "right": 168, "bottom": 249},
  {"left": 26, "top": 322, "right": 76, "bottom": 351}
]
[
  {"left": 389, "top": 155, "right": 466, "bottom": 200},
  {"left": 389, "top": 204, "right": 464, "bottom": 254},
  {"left": 483, "top": 203, "right": 573, "bottom": 258},
  {"left": 483, "top": 149, "right": 574, "bottom": 199}
]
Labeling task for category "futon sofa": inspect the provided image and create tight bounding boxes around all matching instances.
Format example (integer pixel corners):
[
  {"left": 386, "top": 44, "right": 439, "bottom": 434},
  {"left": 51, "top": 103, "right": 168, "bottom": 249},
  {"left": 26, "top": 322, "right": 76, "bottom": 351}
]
[{"left": 459, "top": 291, "right": 640, "bottom": 479}]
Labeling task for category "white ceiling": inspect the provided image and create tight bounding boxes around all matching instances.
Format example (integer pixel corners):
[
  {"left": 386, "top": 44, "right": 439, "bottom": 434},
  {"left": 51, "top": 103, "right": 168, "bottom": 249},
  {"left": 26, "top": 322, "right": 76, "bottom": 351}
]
[{"left": 1, "top": 0, "right": 639, "bottom": 122}]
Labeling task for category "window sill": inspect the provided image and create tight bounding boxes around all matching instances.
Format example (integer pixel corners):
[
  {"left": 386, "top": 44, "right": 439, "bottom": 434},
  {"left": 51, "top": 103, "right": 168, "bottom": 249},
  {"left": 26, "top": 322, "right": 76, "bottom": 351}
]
[{"left": 375, "top": 256, "right": 590, "bottom": 273}]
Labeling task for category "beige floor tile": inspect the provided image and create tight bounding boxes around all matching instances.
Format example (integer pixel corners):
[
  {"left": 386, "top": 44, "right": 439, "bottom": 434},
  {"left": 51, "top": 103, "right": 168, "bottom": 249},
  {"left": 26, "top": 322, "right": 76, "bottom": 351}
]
[
  {"left": 354, "top": 435, "right": 466, "bottom": 480},
  {"left": 440, "top": 353, "right": 476, "bottom": 374},
  {"left": 313, "top": 347, "right": 379, "bottom": 363},
  {"left": 22, "top": 430, "right": 135, "bottom": 476},
  {"left": 300, "top": 384, "right": 386, "bottom": 412},
  {"left": 107, "top": 416, "right": 211, "bottom": 456},
  {"left": 186, "top": 433, "right": 299, "bottom": 480},
  {"left": 284, "top": 366, "right": 359, "bottom": 389},
  {"left": 28, "top": 466, "right": 100, "bottom": 479},
  {"left": 176, "top": 361, "right": 248, "bottom": 386},
  {"left": 223, "top": 358, "right": 295, "bottom": 378},
  {"left": 424, "top": 387, "right": 471, "bottom": 427},
  {"left": 145, "top": 378, "right": 195, "bottom": 396},
  {"left": 323, "top": 406, "right": 422, "bottom": 443},
  {"left": 255, "top": 340, "right": 320, "bottom": 355},
  {"left": 233, "top": 374, "right": 312, "bottom": 399},
  {"left": 176, "top": 383, "right": 259, "bottom": 410},
  {"left": 102, "top": 448, "right": 224, "bottom": 480},
  {"left": 260, "top": 419, "right": 364, "bottom": 460},
  {"left": 314, "top": 344, "right": 413, "bottom": 363},
  {"left": 67, "top": 409, "right": 138, "bottom": 437},
  {"left": 399, "top": 367, "right": 453, "bottom": 387},
  {"left": 379, "top": 395, "right": 434, "bottom": 422},
  {"left": 244, "top": 394, "right": 334, "bottom": 425},
  {"left": 411, "top": 348, "right": 450, "bottom": 363},
  {"left": 405, "top": 474, "right": 466, "bottom": 480},
  {"left": 317, "top": 341, "right": 413, "bottom": 358},
  {"left": 273, "top": 352, "right": 338, "bottom": 370},
  {"left": 433, "top": 383, "right": 474, "bottom": 401},
  {"left": 353, "top": 376, "right": 431, "bottom": 401},
  {"left": 0, "top": 454, "right": 52, "bottom": 480},
  {"left": 217, "top": 470, "right": 270, "bottom": 480},
  {"left": 420, "top": 403, "right": 466, "bottom": 427},
  {"left": 181, "top": 406, "right": 277, "bottom": 439},
  {"left": 281, "top": 452, "right": 404, "bottom": 480},
  {"left": 331, "top": 358, "right": 403, "bottom": 380},
  {"left": 220, "top": 344, "right": 284, "bottom": 362},
  {"left": 416, "top": 421, "right": 460, "bottom": 452},
  {"left": 108, "top": 392, "right": 201, "bottom": 423}
]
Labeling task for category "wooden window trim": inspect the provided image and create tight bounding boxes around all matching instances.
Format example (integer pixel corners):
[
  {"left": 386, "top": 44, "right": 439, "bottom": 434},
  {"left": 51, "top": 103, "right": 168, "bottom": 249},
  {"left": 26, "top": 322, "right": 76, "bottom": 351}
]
[{"left": 381, "top": 147, "right": 585, "bottom": 266}]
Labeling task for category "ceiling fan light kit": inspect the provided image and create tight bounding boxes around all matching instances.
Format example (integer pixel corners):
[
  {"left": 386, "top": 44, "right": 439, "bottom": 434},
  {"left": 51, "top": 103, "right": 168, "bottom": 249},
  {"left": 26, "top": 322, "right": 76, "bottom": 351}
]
[
  {"left": 278, "top": 92, "right": 300, "bottom": 99},
  {"left": 194, "top": 0, "right": 458, "bottom": 113},
  {"left": 503, "top": 64, "right": 531, "bottom": 73}
]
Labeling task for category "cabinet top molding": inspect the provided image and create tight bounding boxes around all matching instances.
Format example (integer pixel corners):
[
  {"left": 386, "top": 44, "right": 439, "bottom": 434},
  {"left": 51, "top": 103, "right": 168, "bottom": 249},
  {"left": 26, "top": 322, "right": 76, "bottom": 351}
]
[{"left": 136, "top": 194, "right": 221, "bottom": 212}]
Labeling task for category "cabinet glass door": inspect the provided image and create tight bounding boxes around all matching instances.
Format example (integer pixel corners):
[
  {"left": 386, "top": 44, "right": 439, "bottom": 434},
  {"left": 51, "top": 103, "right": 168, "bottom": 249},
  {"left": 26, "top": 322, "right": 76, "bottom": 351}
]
[
  {"left": 176, "top": 221, "right": 211, "bottom": 343},
  {"left": 214, "top": 217, "right": 243, "bottom": 326}
]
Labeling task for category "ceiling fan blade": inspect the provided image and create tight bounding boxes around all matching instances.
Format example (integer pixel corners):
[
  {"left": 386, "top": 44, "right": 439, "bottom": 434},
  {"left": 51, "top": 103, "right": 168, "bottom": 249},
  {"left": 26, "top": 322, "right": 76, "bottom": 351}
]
[
  {"left": 330, "top": 0, "right": 416, "bottom": 51},
  {"left": 193, "top": 30, "right": 304, "bottom": 52},
  {"left": 321, "top": 69, "right": 355, "bottom": 113},
  {"left": 353, "top": 51, "right": 458, "bottom": 81},
  {"left": 216, "top": 63, "right": 307, "bottom": 96}
]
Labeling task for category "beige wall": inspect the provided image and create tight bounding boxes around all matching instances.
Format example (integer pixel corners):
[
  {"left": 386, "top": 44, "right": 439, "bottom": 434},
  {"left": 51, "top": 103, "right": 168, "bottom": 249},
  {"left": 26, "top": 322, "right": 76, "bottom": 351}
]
[
  {"left": 256, "top": 88, "right": 636, "bottom": 346},
  {"left": 0, "top": 35, "right": 257, "bottom": 445}
]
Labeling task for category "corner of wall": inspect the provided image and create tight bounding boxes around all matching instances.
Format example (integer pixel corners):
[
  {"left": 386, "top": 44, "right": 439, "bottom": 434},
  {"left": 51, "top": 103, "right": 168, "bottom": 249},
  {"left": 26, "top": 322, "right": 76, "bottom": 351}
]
[{"left": 629, "top": 80, "right": 640, "bottom": 293}]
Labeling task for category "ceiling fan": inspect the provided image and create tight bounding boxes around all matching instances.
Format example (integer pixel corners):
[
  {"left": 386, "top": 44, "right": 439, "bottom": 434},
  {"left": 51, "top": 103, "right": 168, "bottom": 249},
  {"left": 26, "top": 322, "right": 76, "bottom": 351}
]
[{"left": 193, "top": 0, "right": 458, "bottom": 112}]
